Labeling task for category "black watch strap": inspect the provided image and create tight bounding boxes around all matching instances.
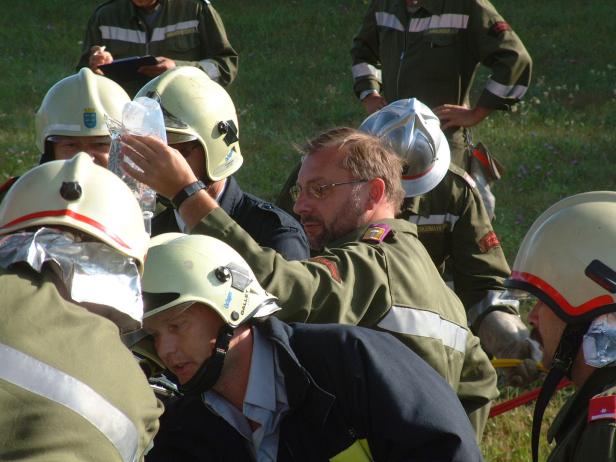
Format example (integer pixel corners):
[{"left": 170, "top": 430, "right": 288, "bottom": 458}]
[{"left": 172, "top": 180, "right": 207, "bottom": 209}]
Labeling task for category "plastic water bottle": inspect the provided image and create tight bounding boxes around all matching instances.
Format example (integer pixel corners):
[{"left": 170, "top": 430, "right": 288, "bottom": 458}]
[{"left": 107, "top": 97, "right": 167, "bottom": 235}]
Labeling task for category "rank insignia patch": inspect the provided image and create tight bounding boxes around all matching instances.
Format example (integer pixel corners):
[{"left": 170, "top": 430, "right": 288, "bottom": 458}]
[
  {"left": 83, "top": 108, "right": 97, "bottom": 128},
  {"left": 309, "top": 257, "right": 341, "bottom": 283},
  {"left": 488, "top": 21, "right": 511, "bottom": 37},
  {"left": 361, "top": 223, "right": 392, "bottom": 243},
  {"left": 588, "top": 395, "right": 616, "bottom": 422},
  {"left": 478, "top": 231, "right": 500, "bottom": 253}
]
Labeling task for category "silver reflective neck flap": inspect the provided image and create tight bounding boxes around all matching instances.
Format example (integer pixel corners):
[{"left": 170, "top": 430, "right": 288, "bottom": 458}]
[{"left": 0, "top": 228, "right": 143, "bottom": 332}]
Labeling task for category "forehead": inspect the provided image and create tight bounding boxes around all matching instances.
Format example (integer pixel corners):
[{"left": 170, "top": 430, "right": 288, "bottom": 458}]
[
  {"left": 143, "top": 305, "right": 189, "bottom": 329},
  {"left": 298, "top": 145, "right": 348, "bottom": 182}
]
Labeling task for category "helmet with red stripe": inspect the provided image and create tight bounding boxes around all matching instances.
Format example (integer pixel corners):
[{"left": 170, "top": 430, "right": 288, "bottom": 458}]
[
  {"left": 506, "top": 191, "right": 616, "bottom": 462},
  {"left": 0, "top": 153, "right": 149, "bottom": 271},
  {"left": 358, "top": 98, "right": 450, "bottom": 197},
  {"left": 506, "top": 191, "right": 616, "bottom": 323}
]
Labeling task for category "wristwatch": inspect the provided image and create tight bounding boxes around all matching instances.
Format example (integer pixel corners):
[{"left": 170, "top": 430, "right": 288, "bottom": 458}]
[{"left": 172, "top": 180, "right": 207, "bottom": 209}]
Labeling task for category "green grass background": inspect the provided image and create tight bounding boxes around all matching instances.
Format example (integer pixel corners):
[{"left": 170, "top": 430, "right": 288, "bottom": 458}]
[{"left": 1, "top": 1, "right": 615, "bottom": 460}]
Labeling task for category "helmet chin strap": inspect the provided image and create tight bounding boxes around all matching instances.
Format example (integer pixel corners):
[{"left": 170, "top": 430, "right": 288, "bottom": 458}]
[
  {"left": 531, "top": 322, "right": 589, "bottom": 462},
  {"left": 179, "top": 324, "right": 235, "bottom": 396}
]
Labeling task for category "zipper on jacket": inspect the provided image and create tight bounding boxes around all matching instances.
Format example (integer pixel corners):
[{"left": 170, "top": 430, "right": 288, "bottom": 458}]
[{"left": 395, "top": 14, "right": 410, "bottom": 97}]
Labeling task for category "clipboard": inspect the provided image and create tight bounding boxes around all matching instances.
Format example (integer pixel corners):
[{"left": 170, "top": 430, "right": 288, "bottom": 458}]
[{"left": 99, "top": 55, "right": 158, "bottom": 83}]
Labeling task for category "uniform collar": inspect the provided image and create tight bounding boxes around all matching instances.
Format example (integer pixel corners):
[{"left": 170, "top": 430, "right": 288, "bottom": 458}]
[
  {"left": 258, "top": 318, "right": 336, "bottom": 430},
  {"left": 327, "top": 218, "right": 417, "bottom": 248},
  {"left": 548, "top": 366, "right": 616, "bottom": 443}
]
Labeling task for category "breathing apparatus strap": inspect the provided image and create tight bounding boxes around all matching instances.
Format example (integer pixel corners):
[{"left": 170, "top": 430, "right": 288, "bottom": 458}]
[
  {"left": 531, "top": 322, "right": 589, "bottom": 462},
  {"left": 179, "top": 324, "right": 234, "bottom": 396}
]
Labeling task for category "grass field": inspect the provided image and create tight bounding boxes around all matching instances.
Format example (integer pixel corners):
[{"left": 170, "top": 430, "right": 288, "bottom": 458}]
[{"left": 1, "top": 1, "right": 615, "bottom": 460}]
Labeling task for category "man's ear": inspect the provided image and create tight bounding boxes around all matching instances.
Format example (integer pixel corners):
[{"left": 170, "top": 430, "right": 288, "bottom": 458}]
[{"left": 367, "top": 177, "right": 386, "bottom": 206}]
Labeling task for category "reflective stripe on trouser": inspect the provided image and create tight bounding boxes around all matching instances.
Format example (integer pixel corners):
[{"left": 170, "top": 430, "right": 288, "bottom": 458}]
[
  {"left": 0, "top": 342, "right": 139, "bottom": 462},
  {"left": 377, "top": 306, "right": 468, "bottom": 354}
]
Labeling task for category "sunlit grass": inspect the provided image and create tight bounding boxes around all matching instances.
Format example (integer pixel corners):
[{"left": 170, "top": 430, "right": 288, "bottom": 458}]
[{"left": 1, "top": 2, "right": 614, "bottom": 460}]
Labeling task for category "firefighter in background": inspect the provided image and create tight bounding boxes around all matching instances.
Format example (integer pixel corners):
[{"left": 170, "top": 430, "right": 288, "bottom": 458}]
[{"left": 0, "top": 68, "right": 130, "bottom": 200}]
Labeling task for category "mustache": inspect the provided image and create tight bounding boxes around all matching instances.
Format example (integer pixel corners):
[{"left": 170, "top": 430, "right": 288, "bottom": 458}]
[{"left": 300, "top": 215, "right": 322, "bottom": 225}]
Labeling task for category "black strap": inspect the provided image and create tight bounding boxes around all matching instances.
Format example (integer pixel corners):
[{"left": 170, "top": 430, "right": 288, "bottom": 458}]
[
  {"left": 179, "top": 324, "right": 234, "bottom": 396},
  {"left": 531, "top": 323, "right": 589, "bottom": 462}
]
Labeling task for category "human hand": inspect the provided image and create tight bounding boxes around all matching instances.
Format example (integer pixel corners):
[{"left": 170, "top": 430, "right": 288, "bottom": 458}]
[
  {"left": 479, "top": 311, "right": 543, "bottom": 387},
  {"left": 89, "top": 46, "right": 113, "bottom": 74},
  {"left": 433, "top": 105, "right": 492, "bottom": 130},
  {"left": 361, "top": 93, "right": 388, "bottom": 114},
  {"left": 121, "top": 133, "right": 197, "bottom": 199},
  {"left": 138, "top": 56, "right": 177, "bottom": 77}
]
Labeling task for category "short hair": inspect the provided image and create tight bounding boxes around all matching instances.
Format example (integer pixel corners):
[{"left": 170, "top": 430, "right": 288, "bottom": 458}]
[{"left": 302, "top": 127, "right": 405, "bottom": 211}]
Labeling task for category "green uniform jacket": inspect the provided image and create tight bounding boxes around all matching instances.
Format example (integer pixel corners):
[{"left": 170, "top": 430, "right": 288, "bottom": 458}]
[
  {"left": 0, "top": 266, "right": 163, "bottom": 462},
  {"left": 276, "top": 163, "right": 517, "bottom": 335},
  {"left": 545, "top": 367, "right": 616, "bottom": 462},
  {"left": 351, "top": 0, "right": 532, "bottom": 164},
  {"left": 399, "top": 164, "right": 517, "bottom": 332},
  {"left": 77, "top": 0, "right": 238, "bottom": 95},
  {"left": 194, "top": 208, "right": 498, "bottom": 413}
]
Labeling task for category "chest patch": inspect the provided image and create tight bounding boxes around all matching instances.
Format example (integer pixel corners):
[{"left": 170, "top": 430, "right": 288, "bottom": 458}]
[
  {"left": 309, "top": 257, "right": 341, "bottom": 283},
  {"left": 477, "top": 231, "right": 500, "bottom": 253},
  {"left": 361, "top": 224, "right": 392, "bottom": 243},
  {"left": 588, "top": 395, "right": 616, "bottom": 422}
]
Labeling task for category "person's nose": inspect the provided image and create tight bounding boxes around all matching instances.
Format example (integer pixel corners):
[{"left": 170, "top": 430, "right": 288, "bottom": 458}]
[
  {"left": 155, "top": 333, "right": 178, "bottom": 363},
  {"left": 527, "top": 300, "right": 541, "bottom": 328},
  {"left": 292, "top": 189, "right": 313, "bottom": 217}
]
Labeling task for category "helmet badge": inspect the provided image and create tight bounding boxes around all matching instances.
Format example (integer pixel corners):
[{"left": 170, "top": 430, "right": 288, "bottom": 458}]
[{"left": 83, "top": 108, "right": 97, "bottom": 129}]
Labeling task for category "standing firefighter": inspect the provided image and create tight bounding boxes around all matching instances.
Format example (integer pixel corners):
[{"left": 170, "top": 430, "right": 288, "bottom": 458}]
[
  {"left": 351, "top": 0, "right": 532, "bottom": 170},
  {"left": 0, "top": 154, "right": 162, "bottom": 461},
  {"left": 506, "top": 192, "right": 616, "bottom": 462}
]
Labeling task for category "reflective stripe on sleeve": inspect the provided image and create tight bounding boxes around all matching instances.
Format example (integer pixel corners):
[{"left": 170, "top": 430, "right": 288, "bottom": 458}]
[
  {"left": 351, "top": 63, "right": 382, "bottom": 81},
  {"left": 377, "top": 306, "right": 467, "bottom": 354},
  {"left": 0, "top": 342, "right": 139, "bottom": 462},
  {"left": 485, "top": 78, "right": 528, "bottom": 100},
  {"left": 407, "top": 213, "right": 460, "bottom": 229},
  {"left": 150, "top": 20, "right": 199, "bottom": 42},
  {"left": 409, "top": 14, "right": 469, "bottom": 32},
  {"left": 375, "top": 12, "right": 405, "bottom": 31},
  {"left": 100, "top": 26, "right": 146, "bottom": 44}
]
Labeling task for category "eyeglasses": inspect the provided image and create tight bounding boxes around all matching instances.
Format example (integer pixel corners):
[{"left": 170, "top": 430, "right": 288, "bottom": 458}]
[{"left": 289, "top": 179, "right": 369, "bottom": 202}]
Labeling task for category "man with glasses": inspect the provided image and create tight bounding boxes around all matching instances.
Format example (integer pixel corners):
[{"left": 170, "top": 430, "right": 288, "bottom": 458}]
[
  {"left": 132, "top": 67, "right": 309, "bottom": 260},
  {"left": 122, "top": 125, "right": 498, "bottom": 440}
]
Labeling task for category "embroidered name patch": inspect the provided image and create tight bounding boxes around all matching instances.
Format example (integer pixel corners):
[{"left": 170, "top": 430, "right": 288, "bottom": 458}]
[
  {"left": 588, "top": 395, "right": 616, "bottom": 422},
  {"left": 478, "top": 231, "right": 500, "bottom": 253},
  {"left": 309, "top": 257, "right": 341, "bottom": 283},
  {"left": 361, "top": 224, "right": 392, "bottom": 243}
]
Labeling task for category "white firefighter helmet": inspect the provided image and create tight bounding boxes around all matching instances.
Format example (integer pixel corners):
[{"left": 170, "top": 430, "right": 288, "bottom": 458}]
[
  {"left": 142, "top": 233, "right": 279, "bottom": 327},
  {"left": 506, "top": 191, "right": 616, "bottom": 323},
  {"left": 135, "top": 67, "right": 243, "bottom": 182},
  {"left": 359, "top": 98, "right": 450, "bottom": 197},
  {"left": 0, "top": 153, "right": 149, "bottom": 270},
  {"left": 35, "top": 68, "right": 130, "bottom": 152}
]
